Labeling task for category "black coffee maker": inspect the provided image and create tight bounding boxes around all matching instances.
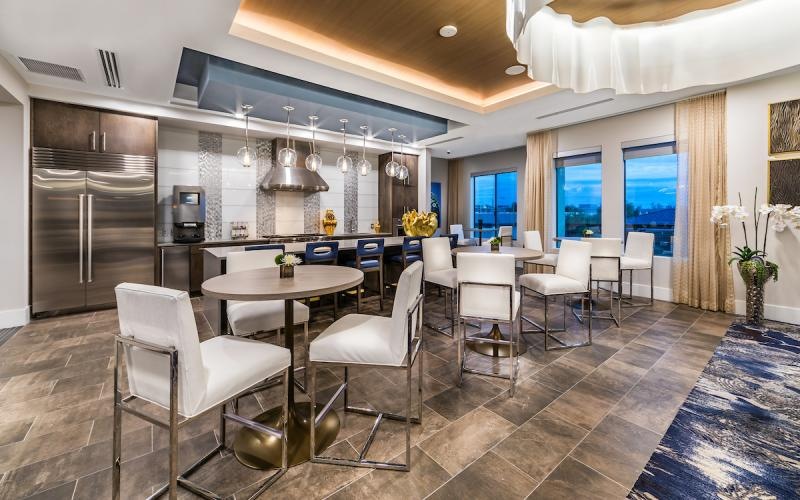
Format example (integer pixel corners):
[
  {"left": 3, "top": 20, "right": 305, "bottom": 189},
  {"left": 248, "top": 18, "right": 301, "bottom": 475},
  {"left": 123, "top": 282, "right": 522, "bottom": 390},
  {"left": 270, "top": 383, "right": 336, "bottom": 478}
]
[{"left": 172, "top": 185, "right": 206, "bottom": 243}]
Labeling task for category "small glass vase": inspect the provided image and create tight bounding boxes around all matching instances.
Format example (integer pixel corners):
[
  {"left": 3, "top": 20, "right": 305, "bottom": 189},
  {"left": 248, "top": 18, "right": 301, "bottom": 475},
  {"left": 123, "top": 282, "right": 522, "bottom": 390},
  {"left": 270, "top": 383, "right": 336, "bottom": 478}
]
[
  {"left": 490, "top": 243, "right": 500, "bottom": 252},
  {"left": 279, "top": 264, "right": 294, "bottom": 279}
]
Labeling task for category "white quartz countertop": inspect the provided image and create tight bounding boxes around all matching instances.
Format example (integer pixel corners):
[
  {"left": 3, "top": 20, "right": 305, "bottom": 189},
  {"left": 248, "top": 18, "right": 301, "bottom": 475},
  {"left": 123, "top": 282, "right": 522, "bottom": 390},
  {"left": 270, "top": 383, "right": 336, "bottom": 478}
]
[{"left": 204, "top": 236, "right": 408, "bottom": 259}]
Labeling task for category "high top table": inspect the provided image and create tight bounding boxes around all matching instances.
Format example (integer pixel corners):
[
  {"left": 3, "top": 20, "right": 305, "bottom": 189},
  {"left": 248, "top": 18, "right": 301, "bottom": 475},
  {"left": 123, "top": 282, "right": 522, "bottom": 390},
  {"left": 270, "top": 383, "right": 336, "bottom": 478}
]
[
  {"left": 202, "top": 265, "right": 364, "bottom": 469},
  {"left": 451, "top": 245, "right": 543, "bottom": 357}
]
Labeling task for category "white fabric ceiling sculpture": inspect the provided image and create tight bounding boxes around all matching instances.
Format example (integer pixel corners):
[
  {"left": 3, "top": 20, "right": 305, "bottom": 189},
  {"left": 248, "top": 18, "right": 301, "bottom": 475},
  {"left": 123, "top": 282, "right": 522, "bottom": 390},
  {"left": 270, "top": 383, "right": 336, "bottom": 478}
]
[{"left": 506, "top": 0, "right": 800, "bottom": 94}]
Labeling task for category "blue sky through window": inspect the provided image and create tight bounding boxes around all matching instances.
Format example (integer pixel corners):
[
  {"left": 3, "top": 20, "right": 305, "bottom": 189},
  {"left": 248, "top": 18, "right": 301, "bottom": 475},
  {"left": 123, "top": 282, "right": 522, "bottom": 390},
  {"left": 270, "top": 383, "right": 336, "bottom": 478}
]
[
  {"left": 556, "top": 162, "right": 602, "bottom": 237},
  {"left": 473, "top": 171, "right": 518, "bottom": 238},
  {"left": 625, "top": 151, "right": 677, "bottom": 256}
]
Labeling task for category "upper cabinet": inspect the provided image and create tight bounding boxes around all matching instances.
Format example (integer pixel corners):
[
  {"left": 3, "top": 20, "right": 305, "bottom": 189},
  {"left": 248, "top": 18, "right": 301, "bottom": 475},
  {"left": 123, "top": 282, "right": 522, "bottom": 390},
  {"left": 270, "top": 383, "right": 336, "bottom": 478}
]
[
  {"left": 33, "top": 100, "right": 100, "bottom": 152},
  {"left": 32, "top": 99, "right": 157, "bottom": 157}
]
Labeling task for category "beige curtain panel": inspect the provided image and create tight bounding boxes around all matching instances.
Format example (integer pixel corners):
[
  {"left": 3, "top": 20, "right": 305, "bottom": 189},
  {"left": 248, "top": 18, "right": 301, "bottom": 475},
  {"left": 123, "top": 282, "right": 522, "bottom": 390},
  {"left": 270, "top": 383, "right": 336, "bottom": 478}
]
[
  {"left": 446, "top": 158, "right": 463, "bottom": 227},
  {"left": 524, "top": 130, "right": 555, "bottom": 272},
  {"left": 672, "top": 91, "right": 734, "bottom": 312}
]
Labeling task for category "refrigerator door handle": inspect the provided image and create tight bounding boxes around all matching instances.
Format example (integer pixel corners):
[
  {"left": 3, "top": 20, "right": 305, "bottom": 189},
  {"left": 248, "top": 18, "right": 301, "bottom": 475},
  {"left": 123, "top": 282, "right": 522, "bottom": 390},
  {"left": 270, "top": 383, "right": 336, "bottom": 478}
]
[
  {"left": 90, "top": 131, "right": 96, "bottom": 151},
  {"left": 79, "top": 194, "right": 85, "bottom": 284},
  {"left": 87, "top": 194, "right": 94, "bottom": 283},
  {"left": 101, "top": 132, "right": 106, "bottom": 153}
]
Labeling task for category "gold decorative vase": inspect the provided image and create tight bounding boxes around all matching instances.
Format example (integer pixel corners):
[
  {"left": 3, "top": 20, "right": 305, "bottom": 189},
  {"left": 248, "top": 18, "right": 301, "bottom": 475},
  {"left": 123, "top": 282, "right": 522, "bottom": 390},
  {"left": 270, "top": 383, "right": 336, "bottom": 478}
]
[
  {"left": 322, "top": 209, "right": 337, "bottom": 236},
  {"left": 401, "top": 210, "right": 437, "bottom": 237}
]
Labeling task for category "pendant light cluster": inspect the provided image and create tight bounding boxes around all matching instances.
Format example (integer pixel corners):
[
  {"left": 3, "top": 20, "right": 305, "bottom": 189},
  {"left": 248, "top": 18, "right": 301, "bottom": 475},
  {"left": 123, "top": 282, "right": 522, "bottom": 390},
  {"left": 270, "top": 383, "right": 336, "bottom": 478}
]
[{"left": 235, "top": 104, "right": 408, "bottom": 180}]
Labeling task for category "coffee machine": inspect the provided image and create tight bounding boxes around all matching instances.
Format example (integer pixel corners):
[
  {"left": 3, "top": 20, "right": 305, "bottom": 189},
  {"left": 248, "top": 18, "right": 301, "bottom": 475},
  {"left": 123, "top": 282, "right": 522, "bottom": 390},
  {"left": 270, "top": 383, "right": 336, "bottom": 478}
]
[{"left": 172, "top": 185, "right": 205, "bottom": 243}]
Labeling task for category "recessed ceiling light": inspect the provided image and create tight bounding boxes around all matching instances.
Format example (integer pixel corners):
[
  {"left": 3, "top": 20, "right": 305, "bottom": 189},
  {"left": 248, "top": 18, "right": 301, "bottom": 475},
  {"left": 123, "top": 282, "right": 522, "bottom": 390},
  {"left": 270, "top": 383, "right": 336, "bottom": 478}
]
[
  {"left": 505, "top": 65, "right": 526, "bottom": 76},
  {"left": 439, "top": 25, "right": 458, "bottom": 38}
]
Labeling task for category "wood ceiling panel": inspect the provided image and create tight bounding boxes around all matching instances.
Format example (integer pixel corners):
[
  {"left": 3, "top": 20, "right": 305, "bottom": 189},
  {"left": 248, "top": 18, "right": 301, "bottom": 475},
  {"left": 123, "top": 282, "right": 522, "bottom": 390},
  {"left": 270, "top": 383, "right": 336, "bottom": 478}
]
[
  {"left": 238, "top": 0, "right": 530, "bottom": 98},
  {"left": 548, "top": 0, "right": 741, "bottom": 25}
]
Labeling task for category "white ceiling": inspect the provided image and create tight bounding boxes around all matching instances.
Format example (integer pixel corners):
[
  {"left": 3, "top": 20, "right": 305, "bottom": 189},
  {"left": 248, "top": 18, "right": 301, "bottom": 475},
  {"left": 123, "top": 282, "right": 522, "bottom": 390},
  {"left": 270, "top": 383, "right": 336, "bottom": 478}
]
[{"left": 0, "top": 0, "right": 775, "bottom": 158}]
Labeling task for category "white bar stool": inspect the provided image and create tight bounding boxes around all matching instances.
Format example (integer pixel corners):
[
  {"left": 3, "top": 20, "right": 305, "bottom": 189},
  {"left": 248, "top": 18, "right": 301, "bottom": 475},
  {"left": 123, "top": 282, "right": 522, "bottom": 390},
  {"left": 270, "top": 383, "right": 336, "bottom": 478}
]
[
  {"left": 522, "top": 230, "right": 558, "bottom": 273},
  {"left": 422, "top": 237, "right": 457, "bottom": 337},
  {"left": 112, "top": 283, "right": 291, "bottom": 500},
  {"left": 581, "top": 237, "right": 623, "bottom": 326},
  {"left": 456, "top": 253, "right": 520, "bottom": 396},
  {"left": 307, "top": 261, "right": 425, "bottom": 471},
  {"left": 621, "top": 232, "right": 655, "bottom": 306},
  {"left": 450, "top": 224, "right": 476, "bottom": 246},
  {"left": 520, "top": 240, "right": 593, "bottom": 350},
  {"left": 498, "top": 225, "right": 513, "bottom": 246}
]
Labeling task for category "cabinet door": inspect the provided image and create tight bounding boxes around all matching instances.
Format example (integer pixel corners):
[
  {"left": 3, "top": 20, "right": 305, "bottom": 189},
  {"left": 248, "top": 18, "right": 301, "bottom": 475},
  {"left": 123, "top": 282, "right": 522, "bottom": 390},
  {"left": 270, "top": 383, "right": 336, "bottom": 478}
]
[
  {"left": 33, "top": 100, "right": 99, "bottom": 152},
  {"left": 99, "top": 112, "right": 157, "bottom": 156}
]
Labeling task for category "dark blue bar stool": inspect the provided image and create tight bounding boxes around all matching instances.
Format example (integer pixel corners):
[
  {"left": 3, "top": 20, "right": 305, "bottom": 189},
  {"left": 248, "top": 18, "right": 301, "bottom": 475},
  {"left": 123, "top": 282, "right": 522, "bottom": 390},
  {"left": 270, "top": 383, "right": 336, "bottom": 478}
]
[
  {"left": 443, "top": 233, "right": 459, "bottom": 249},
  {"left": 345, "top": 238, "right": 385, "bottom": 312},
  {"left": 390, "top": 236, "right": 423, "bottom": 268},
  {"left": 245, "top": 244, "right": 285, "bottom": 252},
  {"left": 304, "top": 241, "right": 340, "bottom": 318}
]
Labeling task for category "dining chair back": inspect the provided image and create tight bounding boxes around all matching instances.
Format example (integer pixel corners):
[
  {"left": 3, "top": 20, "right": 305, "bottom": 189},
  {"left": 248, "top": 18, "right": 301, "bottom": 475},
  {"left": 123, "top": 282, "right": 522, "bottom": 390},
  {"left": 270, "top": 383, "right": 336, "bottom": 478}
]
[
  {"left": 581, "top": 238, "right": 622, "bottom": 282},
  {"left": 450, "top": 224, "right": 465, "bottom": 241},
  {"left": 457, "top": 253, "right": 516, "bottom": 322},
  {"left": 421, "top": 237, "right": 453, "bottom": 277},
  {"left": 115, "top": 283, "right": 207, "bottom": 416},
  {"left": 498, "top": 226, "right": 513, "bottom": 246},
  {"left": 227, "top": 249, "right": 282, "bottom": 274},
  {"left": 390, "top": 260, "right": 424, "bottom": 361},
  {"left": 305, "top": 241, "right": 339, "bottom": 264},
  {"left": 523, "top": 230, "right": 544, "bottom": 252},
  {"left": 443, "top": 233, "right": 459, "bottom": 249},
  {"left": 624, "top": 232, "right": 655, "bottom": 262}
]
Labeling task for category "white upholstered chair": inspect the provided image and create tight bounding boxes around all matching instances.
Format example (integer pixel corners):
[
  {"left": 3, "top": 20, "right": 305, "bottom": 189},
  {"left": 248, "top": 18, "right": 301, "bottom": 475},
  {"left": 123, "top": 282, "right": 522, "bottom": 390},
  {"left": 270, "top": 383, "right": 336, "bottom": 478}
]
[
  {"left": 450, "top": 224, "right": 476, "bottom": 246},
  {"left": 582, "top": 237, "right": 623, "bottom": 326},
  {"left": 498, "top": 225, "right": 513, "bottom": 246},
  {"left": 226, "top": 249, "right": 310, "bottom": 339},
  {"left": 456, "top": 253, "right": 520, "bottom": 396},
  {"left": 519, "top": 240, "right": 593, "bottom": 350},
  {"left": 113, "top": 283, "right": 290, "bottom": 499},
  {"left": 621, "top": 232, "right": 655, "bottom": 306},
  {"left": 422, "top": 237, "right": 457, "bottom": 337},
  {"left": 522, "top": 230, "right": 558, "bottom": 272},
  {"left": 308, "top": 261, "right": 424, "bottom": 471}
]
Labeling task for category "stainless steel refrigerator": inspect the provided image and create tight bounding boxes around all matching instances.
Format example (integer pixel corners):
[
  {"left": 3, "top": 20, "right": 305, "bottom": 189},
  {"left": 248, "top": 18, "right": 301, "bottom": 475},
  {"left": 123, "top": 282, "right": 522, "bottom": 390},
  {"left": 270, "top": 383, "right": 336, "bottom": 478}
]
[{"left": 31, "top": 148, "right": 155, "bottom": 315}]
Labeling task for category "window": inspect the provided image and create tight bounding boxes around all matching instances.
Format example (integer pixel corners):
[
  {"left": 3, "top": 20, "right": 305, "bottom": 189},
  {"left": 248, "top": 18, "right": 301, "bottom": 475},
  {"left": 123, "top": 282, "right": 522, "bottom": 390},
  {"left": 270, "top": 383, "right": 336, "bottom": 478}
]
[
  {"left": 555, "top": 152, "right": 602, "bottom": 238},
  {"left": 624, "top": 142, "right": 677, "bottom": 257},
  {"left": 472, "top": 171, "right": 518, "bottom": 239}
]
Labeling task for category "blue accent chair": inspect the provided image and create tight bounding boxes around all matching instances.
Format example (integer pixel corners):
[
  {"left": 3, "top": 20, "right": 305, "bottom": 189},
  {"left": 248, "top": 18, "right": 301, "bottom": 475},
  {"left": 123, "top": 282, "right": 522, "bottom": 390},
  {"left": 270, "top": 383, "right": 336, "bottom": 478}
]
[
  {"left": 304, "top": 241, "right": 340, "bottom": 318},
  {"left": 390, "top": 236, "right": 423, "bottom": 268},
  {"left": 245, "top": 244, "right": 286, "bottom": 252},
  {"left": 346, "top": 238, "right": 385, "bottom": 311}
]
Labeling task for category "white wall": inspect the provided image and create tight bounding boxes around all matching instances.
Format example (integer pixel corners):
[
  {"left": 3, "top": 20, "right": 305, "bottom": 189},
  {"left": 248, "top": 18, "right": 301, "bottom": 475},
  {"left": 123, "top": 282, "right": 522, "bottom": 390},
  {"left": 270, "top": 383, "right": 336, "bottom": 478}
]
[
  {"left": 727, "top": 70, "right": 800, "bottom": 324},
  {"left": 0, "top": 58, "right": 29, "bottom": 327},
  {"left": 157, "top": 126, "right": 379, "bottom": 239},
  {"left": 555, "top": 105, "right": 676, "bottom": 299}
]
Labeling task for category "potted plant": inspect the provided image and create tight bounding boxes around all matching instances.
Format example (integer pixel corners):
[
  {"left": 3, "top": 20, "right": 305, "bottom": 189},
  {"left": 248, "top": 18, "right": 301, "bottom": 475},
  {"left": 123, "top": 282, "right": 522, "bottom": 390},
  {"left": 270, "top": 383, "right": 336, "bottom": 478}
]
[
  {"left": 711, "top": 189, "right": 799, "bottom": 324},
  {"left": 582, "top": 228, "right": 594, "bottom": 238},
  {"left": 488, "top": 236, "right": 502, "bottom": 252},
  {"left": 275, "top": 253, "right": 302, "bottom": 279}
]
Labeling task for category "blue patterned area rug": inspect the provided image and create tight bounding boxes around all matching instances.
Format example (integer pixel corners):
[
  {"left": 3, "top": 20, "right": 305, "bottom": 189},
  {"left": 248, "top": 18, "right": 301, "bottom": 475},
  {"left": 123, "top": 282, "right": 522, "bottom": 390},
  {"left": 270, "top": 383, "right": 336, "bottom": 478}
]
[{"left": 629, "top": 320, "right": 800, "bottom": 499}]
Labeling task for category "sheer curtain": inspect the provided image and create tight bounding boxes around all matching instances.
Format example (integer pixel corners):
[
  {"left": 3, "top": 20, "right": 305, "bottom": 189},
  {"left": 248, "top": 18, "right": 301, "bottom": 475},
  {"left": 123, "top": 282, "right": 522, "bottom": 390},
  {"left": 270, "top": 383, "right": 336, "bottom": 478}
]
[
  {"left": 524, "top": 130, "right": 555, "bottom": 269},
  {"left": 446, "top": 158, "right": 463, "bottom": 227},
  {"left": 672, "top": 91, "right": 734, "bottom": 312}
]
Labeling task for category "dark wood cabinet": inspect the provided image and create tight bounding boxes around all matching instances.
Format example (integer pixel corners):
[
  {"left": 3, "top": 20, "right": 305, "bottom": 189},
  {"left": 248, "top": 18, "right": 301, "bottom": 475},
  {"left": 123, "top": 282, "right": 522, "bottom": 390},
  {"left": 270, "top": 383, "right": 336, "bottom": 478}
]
[
  {"left": 378, "top": 153, "right": 418, "bottom": 234},
  {"left": 32, "top": 100, "right": 100, "bottom": 152},
  {"left": 99, "top": 112, "right": 157, "bottom": 156},
  {"left": 32, "top": 99, "right": 157, "bottom": 157}
]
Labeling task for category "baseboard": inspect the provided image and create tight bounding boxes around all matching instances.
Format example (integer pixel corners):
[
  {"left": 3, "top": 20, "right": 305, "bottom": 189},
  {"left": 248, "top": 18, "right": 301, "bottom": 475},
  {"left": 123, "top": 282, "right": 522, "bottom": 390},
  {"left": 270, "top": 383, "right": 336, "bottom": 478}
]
[
  {"left": 735, "top": 300, "right": 800, "bottom": 325},
  {"left": 0, "top": 305, "right": 30, "bottom": 328},
  {"left": 623, "top": 281, "right": 673, "bottom": 302}
]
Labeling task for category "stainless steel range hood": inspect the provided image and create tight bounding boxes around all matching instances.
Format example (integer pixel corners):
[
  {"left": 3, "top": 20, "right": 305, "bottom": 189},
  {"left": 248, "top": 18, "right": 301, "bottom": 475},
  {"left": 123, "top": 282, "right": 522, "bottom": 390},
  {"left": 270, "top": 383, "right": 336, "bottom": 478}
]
[{"left": 262, "top": 138, "right": 329, "bottom": 192}]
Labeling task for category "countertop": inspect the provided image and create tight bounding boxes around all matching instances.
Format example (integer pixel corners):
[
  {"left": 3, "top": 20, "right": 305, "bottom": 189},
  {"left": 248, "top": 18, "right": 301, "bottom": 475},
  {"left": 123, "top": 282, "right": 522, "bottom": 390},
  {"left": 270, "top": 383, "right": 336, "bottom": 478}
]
[
  {"left": 158, "top": 232, "right": 392, "bottom": 248},
  {"left": 204, "top": 236, "right": 408, "bottom": 259}
]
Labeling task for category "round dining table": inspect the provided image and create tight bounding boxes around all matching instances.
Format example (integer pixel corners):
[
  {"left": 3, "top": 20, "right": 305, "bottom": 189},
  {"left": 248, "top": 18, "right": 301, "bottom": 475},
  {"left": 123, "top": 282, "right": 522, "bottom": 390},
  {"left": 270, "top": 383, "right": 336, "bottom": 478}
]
[
  {"left": 463, "top": 227, "right": 496, "bottom": 245},
  {"left": 202, "top": 264, "right": 363, "bottom": 469},
  {"left": 451, "top": 245, "right": 543, "bottom": 357}
]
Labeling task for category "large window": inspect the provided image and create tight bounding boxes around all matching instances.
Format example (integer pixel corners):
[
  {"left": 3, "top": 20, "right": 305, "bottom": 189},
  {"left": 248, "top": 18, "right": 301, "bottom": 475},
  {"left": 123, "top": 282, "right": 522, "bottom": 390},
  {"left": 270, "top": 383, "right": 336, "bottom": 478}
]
[
  {"left": 624, "top": 142, "right": 677, "bottom": 257},
  {"left": 472, "top": 171, "right": 518, "bottom": 239},
  {"left": 555, "top": 152, "right": 602, "bottom": 238}
]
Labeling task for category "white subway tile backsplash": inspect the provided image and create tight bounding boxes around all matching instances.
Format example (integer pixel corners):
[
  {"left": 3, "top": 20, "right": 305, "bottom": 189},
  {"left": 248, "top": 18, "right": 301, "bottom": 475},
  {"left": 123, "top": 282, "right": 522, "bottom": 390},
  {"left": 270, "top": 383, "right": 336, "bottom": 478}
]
[
  {"left": 159, "top": 167, "right": 199, "bottom": 188},
  {"left": 222, "top": 204, "right": 257, "bottom": 222},
  {"left": 222, "top": 188, "right": 257, "bottom": 207},
  {"left": 222, "top": 169, "right": 258, "bottom": 189}
]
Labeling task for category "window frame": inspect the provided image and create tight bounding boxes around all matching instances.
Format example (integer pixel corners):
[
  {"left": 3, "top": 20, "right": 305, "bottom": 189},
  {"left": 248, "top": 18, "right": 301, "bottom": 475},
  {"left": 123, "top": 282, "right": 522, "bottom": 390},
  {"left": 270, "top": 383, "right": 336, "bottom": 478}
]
[
  {"left": 470, "top": 169, "right": 518, "bottom": 240},
  {"left": 622, "top": 141, "right": 678, "bottom": 258},
  {"left": 554, "top": 151, "right": 603, "bottom": 239}
]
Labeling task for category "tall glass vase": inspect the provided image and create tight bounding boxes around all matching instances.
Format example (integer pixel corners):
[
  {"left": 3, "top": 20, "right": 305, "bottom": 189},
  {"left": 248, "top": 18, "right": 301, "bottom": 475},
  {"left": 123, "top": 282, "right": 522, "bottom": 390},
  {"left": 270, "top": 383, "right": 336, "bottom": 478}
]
[{"left": 737, "top": 262, "right": 773, "bottom": 325}]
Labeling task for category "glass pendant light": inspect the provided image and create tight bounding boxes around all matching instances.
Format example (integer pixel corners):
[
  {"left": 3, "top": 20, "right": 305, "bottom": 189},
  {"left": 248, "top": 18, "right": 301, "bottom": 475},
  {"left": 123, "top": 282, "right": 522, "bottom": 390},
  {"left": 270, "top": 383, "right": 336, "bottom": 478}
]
[
  {"left": 357, "top": 125, "right": 372, "bottom": 176},
  {"left": 305, "top": 115, "right": 323, "bottom": 172},
  {"left": 277, "top": 105, "right": 297, "bottom": 168},
  {"left": 384, "top": 128, "right": 400, "bottom": 177},
  {"left": 336, "top": 119, "right": 353, "bottom": 173},
  {"left": 236, "top": 104, "right": 256, "bottom": 167},
  {"left": 396, "top": 134, "right": 409, "bottom": 181}
]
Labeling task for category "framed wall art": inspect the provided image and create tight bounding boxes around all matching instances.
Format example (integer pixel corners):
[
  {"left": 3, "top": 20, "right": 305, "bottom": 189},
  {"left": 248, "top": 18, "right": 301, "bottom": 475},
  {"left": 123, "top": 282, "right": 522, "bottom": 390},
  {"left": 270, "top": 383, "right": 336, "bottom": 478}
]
[{"left": 769, "top": 98, "right": 800, "bottom": 155}]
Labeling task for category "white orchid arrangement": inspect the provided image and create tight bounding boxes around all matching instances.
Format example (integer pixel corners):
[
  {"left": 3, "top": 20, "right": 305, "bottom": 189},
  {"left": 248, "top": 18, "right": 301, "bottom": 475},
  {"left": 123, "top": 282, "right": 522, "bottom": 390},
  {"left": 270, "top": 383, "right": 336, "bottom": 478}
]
[
  {"left": 274, "top": 253, "right": 302, "bottom": 267},
  {"left": 710, "top": 188, "right": 799, "bottom": 285}
]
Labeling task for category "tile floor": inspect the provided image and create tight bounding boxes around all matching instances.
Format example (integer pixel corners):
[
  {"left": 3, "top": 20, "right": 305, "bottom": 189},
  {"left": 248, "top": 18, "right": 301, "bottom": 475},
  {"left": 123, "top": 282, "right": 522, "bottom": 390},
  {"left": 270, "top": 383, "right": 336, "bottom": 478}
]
[{"left": 0, "top": 286, "right": 734, "bottom": 499}]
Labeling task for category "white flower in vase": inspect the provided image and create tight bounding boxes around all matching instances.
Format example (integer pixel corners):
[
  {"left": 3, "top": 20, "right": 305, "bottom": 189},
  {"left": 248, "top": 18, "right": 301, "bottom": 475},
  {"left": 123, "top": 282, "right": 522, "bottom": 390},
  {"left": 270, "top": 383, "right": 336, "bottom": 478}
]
[{"left": 282, "top": 254, "right": 302, "bottom": 267}]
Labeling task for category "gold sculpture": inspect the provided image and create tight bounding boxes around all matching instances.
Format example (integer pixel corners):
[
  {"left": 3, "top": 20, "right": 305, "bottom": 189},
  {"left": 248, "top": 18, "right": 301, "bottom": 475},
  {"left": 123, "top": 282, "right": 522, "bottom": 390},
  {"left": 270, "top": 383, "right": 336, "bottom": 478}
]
[
  {"left": 402, "top": 210, "right": 438, "bottom": 237},
  {"left": 322, "top": 209, "right": 337, "bottom": 236}
]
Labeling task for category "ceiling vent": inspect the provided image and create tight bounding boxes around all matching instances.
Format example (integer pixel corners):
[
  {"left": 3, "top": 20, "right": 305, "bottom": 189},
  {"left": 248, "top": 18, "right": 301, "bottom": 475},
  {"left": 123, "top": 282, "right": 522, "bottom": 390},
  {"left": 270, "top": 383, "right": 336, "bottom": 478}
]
[
  {"left": 18, "top": 57, "right": 84, "bottom": 82},
  {"left": 98, "top": 49, "right": 122, "bottom": 88},
  {"left": 426, "top": 136, "right": 464, "bottom": 146},
  {"left": 536, "top": 98, "right": 614, "bottom": 119}
]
